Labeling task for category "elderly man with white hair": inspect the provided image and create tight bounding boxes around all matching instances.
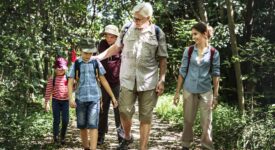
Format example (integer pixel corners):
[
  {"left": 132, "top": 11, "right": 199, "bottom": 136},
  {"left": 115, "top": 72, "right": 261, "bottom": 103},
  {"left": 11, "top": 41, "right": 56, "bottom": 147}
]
[{"left": 95, "top": 2, "right": 168, "bottom": 150}]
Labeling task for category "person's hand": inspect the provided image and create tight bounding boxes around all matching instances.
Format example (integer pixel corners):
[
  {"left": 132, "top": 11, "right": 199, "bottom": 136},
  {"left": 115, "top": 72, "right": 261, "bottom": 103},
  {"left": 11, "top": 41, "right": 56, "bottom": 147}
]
[
  {"left": 45, "top": 102, "right": 50, "bottom": 112},
  {"left": 156, "top": 81, "right": 165, "bottom": 96},
  {"left": 173, "top": 92, "right": 180, "bottom": 106},
  {"left": 69, "top": 99, "right": 77, "bottom": 108},
  {"left": 111, "top": 98, "right": 118, "bottom": 108},
  {"left": 211, "top": 97, "right": 218, "bottom": 110}
]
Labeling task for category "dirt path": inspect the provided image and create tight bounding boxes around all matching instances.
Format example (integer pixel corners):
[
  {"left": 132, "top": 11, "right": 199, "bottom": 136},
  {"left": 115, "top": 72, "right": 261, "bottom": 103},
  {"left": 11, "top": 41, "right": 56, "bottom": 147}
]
[{"left": 42, "top": 109, "right": 201, "bottom": 150}]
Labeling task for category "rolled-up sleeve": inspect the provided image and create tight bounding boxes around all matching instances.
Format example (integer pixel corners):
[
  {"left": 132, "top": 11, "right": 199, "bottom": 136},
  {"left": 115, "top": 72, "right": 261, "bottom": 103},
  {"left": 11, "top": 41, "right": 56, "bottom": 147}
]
[
  {"left": 179, "top": 47, "right": 189, "bottom": 78},
  {"left": 211, "top": 50, "right": 220, "bottom": 76},
  {"left": 97, "top": 60, "right": 106, "bottom": 75}
]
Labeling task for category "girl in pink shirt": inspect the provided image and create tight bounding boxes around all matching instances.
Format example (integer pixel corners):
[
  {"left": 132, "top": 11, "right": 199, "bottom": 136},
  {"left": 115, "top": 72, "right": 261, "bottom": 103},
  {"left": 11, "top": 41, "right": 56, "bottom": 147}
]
[{"left": 44, "top": 57, "right": 69, "bottom": 145}]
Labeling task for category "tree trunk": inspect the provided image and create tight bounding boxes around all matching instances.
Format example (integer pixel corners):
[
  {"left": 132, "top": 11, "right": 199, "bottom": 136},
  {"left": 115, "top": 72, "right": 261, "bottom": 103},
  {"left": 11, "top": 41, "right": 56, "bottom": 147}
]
[
  {"left": 225, "top": 0, "right": 245, "bottom": 113},
  {"left": 244, "top": 0, "right": 254, "bottom": 42},
  {"left": 196, "top": 0, "right": 208, "bottom": 22}
]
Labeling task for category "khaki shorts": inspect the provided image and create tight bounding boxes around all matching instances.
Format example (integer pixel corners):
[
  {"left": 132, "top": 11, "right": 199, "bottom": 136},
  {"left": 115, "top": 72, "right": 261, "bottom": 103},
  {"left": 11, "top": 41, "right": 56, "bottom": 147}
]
[{"left": 119, "top": 86, "right": 158, "bottom": 123}]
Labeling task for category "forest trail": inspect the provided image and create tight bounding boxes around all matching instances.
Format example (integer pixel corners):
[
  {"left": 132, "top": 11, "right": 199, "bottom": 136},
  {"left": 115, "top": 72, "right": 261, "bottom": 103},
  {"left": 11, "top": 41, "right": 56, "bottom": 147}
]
[{"left": 42, "top": 109, "right": 202, "bottom": 150}]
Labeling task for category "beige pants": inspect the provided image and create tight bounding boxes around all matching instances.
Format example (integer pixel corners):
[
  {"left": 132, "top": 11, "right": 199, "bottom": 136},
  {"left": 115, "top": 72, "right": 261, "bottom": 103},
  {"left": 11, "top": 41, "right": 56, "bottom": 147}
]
[
  {"left": 119, "top": 86, "right": 158, "bottom": 123},
  {"left": 182, "top": 89, "right": 214, "bottom": 150}
]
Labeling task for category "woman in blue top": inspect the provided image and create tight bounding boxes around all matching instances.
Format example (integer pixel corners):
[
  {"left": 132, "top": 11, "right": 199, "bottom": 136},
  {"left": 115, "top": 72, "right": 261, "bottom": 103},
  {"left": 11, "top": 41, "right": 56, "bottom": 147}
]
[{"left": 174, "top": 22, "right": 220, "bottom": 150}]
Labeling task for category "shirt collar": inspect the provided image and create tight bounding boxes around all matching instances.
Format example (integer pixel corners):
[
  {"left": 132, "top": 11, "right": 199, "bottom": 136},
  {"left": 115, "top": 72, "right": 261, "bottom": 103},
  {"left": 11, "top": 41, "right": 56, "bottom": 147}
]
[
  {"left": 194, "top": 45, "right": 211, "bottom": 54},
  {"left": 78, "top": 57, "right": 94, "bottom": 63}
]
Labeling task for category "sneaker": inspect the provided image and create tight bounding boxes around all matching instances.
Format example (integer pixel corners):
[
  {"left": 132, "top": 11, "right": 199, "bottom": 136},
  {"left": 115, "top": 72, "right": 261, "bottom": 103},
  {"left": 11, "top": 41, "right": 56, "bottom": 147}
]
[
  {"left": 97, "top": 136, "right": 105, "bottom": 145},
  {"left": 61, "top": 138, "right": 65, "bottom": 145},
  {"left": 117, "top": 126, "right": 125, "bottom": 138},
  {"left": 116, "top": 136, "right": 133, "bottom": 150}
]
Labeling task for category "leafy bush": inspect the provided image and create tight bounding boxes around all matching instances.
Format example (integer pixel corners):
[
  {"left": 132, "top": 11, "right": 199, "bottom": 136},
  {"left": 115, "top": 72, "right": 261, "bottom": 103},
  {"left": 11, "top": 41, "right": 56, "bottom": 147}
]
[
  {"left": 156, "top": 94, "right": 274, "bottom": 149},
  {"left": 0, "top": 99, "right": 52, "bottom": 149}
]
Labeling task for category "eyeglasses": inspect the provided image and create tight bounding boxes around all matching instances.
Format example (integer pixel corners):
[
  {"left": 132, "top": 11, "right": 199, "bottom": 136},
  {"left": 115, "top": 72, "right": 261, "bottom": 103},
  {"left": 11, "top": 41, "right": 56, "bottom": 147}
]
[{"left": 133, "top": 16, "right": 147, "bottom": 22}]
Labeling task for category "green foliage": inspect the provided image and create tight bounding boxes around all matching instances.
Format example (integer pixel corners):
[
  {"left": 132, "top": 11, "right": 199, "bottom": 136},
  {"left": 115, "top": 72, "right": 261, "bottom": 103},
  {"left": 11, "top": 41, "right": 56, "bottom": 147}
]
[
  {"left": 166, "top": 19, "right": 197, "bottom": 81},
  {"left": 240, "top": 37, "right": 275, "bottom": 98},
  {"left": 0, "top": 100, "right": 52, "bottom": 149},
  {"left": 156, "top": 94, "right": 183, "bottom": 129},
  {"left": 156, "top": 94, "right": 274, "bottom": 149}
]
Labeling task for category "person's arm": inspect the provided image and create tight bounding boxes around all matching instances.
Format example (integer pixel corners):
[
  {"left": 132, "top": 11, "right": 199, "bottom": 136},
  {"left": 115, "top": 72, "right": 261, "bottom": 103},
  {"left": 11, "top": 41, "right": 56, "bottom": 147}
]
[
  {"left": 68, "top": 78, "right": 76, "bottom": 108},
  {"left": 99, "top": 75, "right": 118, "bottom": 108},
  {"left": 96, "top": 44, "right": 121, "bottom": 61},
  {"left": 156, "top": 57, "right": 167, "bottom": 96},
  {"left": 212, "top": 76, "right": 220, "bottom": 109},
  {"left": 44, "top": 77, "right": 53, "bottom": 112},
  {"left": 173, "top": 75, "right": 184, "bottom": 106},
  {"left": 211, "top": 49, "right": 220, "bottom": 109},
  {"left": 173, "top": 48, "right": 189, "bottom": 106}
]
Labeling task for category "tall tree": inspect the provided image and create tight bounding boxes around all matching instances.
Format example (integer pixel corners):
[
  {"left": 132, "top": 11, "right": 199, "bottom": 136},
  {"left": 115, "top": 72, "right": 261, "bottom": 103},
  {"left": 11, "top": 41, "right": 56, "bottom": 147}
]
[
  {"left": 244, "top": 0, "right": 254, "bottom": 42},
  {"left": 225, "top": 0, "right": 245, "bottom": 113},
  {"left": 196, "top": 0, "right": 208, "bottom": 22}
]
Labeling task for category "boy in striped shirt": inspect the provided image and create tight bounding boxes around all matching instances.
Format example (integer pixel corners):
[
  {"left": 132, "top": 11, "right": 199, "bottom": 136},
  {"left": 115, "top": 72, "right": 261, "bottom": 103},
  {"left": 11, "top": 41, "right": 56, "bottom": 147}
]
[{"left": 44, "top": 57, "right": 69, "bottom": 145}]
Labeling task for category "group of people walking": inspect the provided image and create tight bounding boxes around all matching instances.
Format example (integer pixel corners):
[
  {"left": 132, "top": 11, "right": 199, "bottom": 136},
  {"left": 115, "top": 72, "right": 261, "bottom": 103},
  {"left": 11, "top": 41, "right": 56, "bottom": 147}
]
[{"left": 44, "top": 2, "right": 220, "bottom": 150}]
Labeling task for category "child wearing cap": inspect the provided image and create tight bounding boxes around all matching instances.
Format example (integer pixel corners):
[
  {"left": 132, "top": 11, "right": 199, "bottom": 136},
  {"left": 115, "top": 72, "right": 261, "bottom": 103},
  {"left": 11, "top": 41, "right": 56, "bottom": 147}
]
[
  {"left": 44, "top": 57, "right": 69, "bottom": 145},
  {"left": 67, "top": 38, "right": 118, "bottom": 150}
]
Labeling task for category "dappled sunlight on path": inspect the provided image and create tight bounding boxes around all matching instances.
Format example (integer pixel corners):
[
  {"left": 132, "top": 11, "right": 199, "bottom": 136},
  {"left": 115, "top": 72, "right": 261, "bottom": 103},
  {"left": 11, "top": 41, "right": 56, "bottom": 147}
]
[{"left": 42, "top": 108, "right": 202, "bottom": 149}]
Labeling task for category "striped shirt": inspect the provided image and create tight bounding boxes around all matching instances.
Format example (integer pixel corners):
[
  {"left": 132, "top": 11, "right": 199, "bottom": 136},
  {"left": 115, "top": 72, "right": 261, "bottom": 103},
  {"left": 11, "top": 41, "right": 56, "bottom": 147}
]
[
  {"left": 68, "top": 58, "right": 106, "bottom": 102},
  {"left": 44, "top": 75, "right": 69, "bottom": 102}
]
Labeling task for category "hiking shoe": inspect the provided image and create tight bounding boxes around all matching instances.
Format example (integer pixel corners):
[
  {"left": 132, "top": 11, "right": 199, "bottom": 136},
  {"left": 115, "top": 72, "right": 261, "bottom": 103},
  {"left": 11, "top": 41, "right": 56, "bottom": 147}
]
[
  {"left": 116, "top": 136, "right": 133, "bottom": 150},
  {"left": 97, "top": 136, "right": 105, "bottom": 145},
  {"left": 61, "top": 138, "right": 65, "bottom": 145}
]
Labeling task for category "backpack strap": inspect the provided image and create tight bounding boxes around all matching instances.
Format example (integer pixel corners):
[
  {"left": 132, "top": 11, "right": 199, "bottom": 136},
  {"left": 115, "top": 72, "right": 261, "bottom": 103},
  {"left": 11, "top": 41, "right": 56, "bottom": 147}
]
[
  {"left": 120, "top": 22, "right": 132, "bottom": 45},
  {"left": 74, "top": 59, "right": 81, "bottom": 81},
  {"left": 185, "top": 46, "right": 216, "bottom": 78},
  {"left": 92, "top": 60, "right": 100, "bottom": 85},
  {"left": 52, "top": 76, "right": 56, "bottom": 87},
  {"left": 154, "top": 25, "right": 160, "bottom": 41},
  {"left": 92, "top": 60, "right": 98, "bottom": 77},
  {"left": 53, "top": 75, "right": 68, "bottom": 87}
]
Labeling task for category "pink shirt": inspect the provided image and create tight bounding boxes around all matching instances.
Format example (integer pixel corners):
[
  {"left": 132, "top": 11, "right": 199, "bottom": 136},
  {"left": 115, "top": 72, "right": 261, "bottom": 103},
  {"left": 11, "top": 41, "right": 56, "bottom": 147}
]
[{"left": 44, "top": 75, "right": 68, "bottom": 102}]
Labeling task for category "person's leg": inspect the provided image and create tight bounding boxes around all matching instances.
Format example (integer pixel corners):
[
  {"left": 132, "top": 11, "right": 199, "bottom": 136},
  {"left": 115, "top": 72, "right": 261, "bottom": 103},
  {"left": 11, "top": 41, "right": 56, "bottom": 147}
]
[
  {"left": 60, "top": 100, "right": 69, "bottom": 144},
  {"left": 138, "top": 89, "right": 158, "bottom": 150},
  {"left": 98, "top": 86, "right": 111, "bottom": 144},
  {"left": 52, "top": 98, "right": 61, "bottom": 142},
  {"left": 80, "top": 129, "right": 89, "bottom": 148},
  {"left": 89, "top": 129, "right": 98, "bottom": 150},
  {"left": 117, "top": 86, "right": 136, "bottom": 149},
  {"left": 76, "top": 100, "right": 89, "bottom": 148},
  {"left": 112, "top": 84, "right": 123, "bottom": 142},
  {"left": 182, "top": 90, "right": 199, "bottom": 148},
  {"left": 87, "top": 101, "right": 100, "bottom": 150},
  {"left": 199, "top": 91, "right": 214, "bottom": 150}
]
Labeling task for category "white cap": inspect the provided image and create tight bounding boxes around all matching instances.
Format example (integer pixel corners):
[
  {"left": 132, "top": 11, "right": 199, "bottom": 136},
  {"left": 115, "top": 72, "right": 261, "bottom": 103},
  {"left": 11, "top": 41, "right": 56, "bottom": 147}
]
[{"left": 102, "top": 25, "right": 119, "bottom": 36}]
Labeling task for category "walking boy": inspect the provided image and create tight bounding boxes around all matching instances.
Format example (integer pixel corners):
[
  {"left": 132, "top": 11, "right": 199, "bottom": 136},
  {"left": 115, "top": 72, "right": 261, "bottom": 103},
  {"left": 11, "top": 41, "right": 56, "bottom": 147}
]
[{"left": 68, "top": 38, "right": 118, "bottom": 150}]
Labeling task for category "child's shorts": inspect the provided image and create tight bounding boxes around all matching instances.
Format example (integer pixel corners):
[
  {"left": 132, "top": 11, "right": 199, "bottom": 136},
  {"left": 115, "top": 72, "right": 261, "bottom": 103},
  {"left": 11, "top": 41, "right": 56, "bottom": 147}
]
[{"left": 75, "top": 99, "right": 100, "bottom": 129}]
